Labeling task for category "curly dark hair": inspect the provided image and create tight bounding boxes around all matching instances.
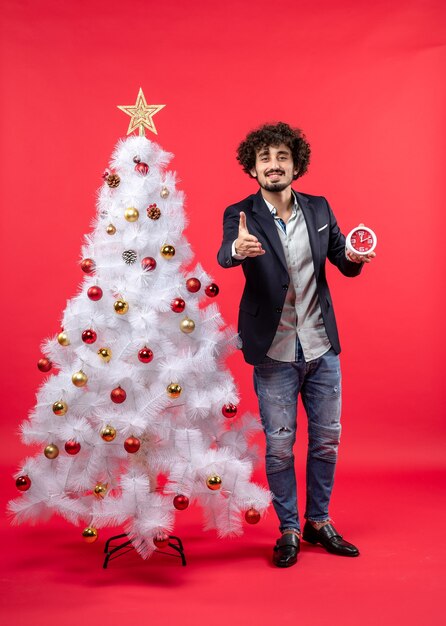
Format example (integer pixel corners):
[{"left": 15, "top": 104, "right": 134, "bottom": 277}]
[{"left": 236, "top": 122, "right": 311, "bottom": 180}]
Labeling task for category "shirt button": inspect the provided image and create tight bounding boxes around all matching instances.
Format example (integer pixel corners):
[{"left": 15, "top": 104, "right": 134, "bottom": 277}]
[
  {"left": 276, "top": 307, "right": 282, "bottom": 313},
  {"left": 282, "top": 284, "right": 288, "bottom": 290}
]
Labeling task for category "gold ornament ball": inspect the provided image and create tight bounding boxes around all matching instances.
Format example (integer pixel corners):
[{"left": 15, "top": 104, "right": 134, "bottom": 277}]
[
  {"left": 124, "top": 207, "right": 139, "bottom": 222},
  {"left": 160, "top": 186, "right": 169, "bottom": 199},
  {"left": 180, "top": 318, "right": 195, "bottom": 334},
  {"left": 53, "top": 400, "right": 68, "bottom": 416},
  {"left": 93, "top": 483, "right": 108, "bottom": 499},
  {"left": 57, "top": 331, "right": 70, "bottom": 346},
  {"left": 44, "top": 444, "right": 59, "bottom": 459},
  {"left": 106, "top": 224, "right": 116, "bottom": 235},
  {"left": 98, "top": 347, "right": 112, "bottom": 362},
  {"left": 72, "top": 370, "right": 88, "bottom": 387},
  {"left": 167, "top": 383, "right": 182, "bottom": 398},
  {"left": 206, "top": 475, "right": 222, "bottom": 491},
  {"left": 82, "top": 527, "right": 98, "bottom": 543},
  {"left": 160, "top": 244, "right": 175, "bottom": 259},
  {"left": 114, "top": 299, "right": 129, "bottom": 315},
  {"left": 101, "top": 425, "right": 117, "bottom": 442}
]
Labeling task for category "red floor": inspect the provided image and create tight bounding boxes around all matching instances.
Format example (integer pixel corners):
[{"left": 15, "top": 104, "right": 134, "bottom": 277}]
[{"left": 1, "top": 466, "right": 445, "bottom": 626}]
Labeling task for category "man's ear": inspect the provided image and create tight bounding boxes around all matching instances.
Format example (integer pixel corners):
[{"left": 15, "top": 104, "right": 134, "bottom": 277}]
[{"left": 250, "top": 168, "right": 257, "bottom": 178}]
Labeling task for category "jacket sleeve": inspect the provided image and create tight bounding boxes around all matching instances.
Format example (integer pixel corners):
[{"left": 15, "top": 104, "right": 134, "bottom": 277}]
[
  {"left": 325, "top": 198, "right": 363, "bottom": 278},
  {"left": 217, "top": 204, "right": 245, "bottom": 269}
]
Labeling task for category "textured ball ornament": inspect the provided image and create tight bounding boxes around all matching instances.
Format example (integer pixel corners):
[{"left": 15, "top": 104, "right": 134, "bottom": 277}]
[
  {"left": 16, "top": 475, "right": 31, "bottom": 491},
  {"left": 72, "top": 370, "right": 88, "bottom": 387},
  {"left": 65, "top": 440, "right": 81, "bottom": 455},
  {"left": 206, "top": 475, "right": 222, "bottom": 491},
  {"left": 53, "top": 400, "right": 68, "bottom": 416},
  {"left": 97, "top": 347, "right": 112, "bottom": 362},
  {"left": 101, "top": 425, "right": 116, "bottom": 442},
  {"left": 124, "top": 207, "right": 139, "bottom": 222},
  {"left": 160, "top": 186, "right": 169, "bottom": 199},
  {"left": 87, "top": 286, "right": 103, "bottom": 301},
  {"left": 147, "top": 203, "right": 161, "bottom": 220},
  {"left": 167, "top": 383, "right": 182, "bottom": 398},
  {"left": 180, "top": 318, "right": 195, "bottom": 334},
  {"left": 171, "top": 298, "right": 185, "bottom": 313},
  {"left": 245, "top": 508, "right": 261, "bottom": 524},
  {"left": 114, "top": 300, "right": 129, "bottom": 315},
  {"left": 106, "top": 223, "right": 116, "bottom": 235},
  {"left": 153, "top": 534, "right": 170, "bottom": 549},
  {"left": 135, "top": 161, "right": 149, "bottom": 175},
  {"left": 93, "top": 483, "right": 108, "bottom": 499},
  {"left": 205, "top": 283, "right": 220, "bottom": 298},
  {"left": 57, "top": 331, "right": 70, "bottom": 346},
  {"left": 138, "top": 347, "right": 153, "bottom": 363},
  {"left": 124, "top": 436, "right": 140, "bottom": 453},
  {"left": 82, "top": 527, "right": 98, "bottom": 543},
  {"left": 37, "top": 358, "right": 52, "bottom": 372},
  {"left": 111, "top": 386, "right": 126, "bottom": 404},
  {"left": 122, "top": 250, "right": 137, "bottom": 265},
  {"left": 80, "top": 258, "right": 95, "bottom": 274},
  {"left": 44, "top": 444, "right": 59, "bottom": 459},
  {"left": 222, "top": 403, "right": 238, "bottom": 418},
  {"left": 82, "top": 329, "right": 97, "bottom": 344},
  {"left": 173, "top": 495, "right": 189, "bottom": 511},
  {"left": 160, "top": 244, "right": 175, "bottom": 259},
  {"left": 186, "top": 277, "right": 201, "bottom": 293},
  {"left": 106, "top": 173, "right": 120, "bottom": 188}
]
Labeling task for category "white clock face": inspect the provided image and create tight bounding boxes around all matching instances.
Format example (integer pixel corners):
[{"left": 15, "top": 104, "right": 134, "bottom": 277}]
[{"left": 346, "top": 226, "right": 377, "bottom": 255}]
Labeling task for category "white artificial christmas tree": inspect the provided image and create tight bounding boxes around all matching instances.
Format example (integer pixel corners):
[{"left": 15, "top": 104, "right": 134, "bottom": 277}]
[{"left": 9, "top": 91, "right": 270, "bottom": 560}]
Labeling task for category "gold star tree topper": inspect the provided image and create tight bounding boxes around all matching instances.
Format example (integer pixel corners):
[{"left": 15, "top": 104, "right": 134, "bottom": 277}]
[{"left": 117, "top": 88, "right": 165, "bottom": 136}]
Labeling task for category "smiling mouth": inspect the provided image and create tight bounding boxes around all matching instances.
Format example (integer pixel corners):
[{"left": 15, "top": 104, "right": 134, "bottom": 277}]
[{"left": 267, "top": 171, "right": 284, "bottom": 177}]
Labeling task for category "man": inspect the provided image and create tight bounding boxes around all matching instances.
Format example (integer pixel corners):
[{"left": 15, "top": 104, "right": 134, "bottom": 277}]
[{"left": 217, "top": 122, "right": 375, "bottom": 568}]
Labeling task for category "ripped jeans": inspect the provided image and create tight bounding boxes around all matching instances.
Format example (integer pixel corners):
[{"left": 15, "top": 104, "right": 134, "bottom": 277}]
[{"left": 253, "top": 341, "right": 341, "bottom": 533}]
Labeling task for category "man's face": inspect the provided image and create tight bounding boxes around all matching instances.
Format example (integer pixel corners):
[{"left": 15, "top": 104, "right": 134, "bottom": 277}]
[{"left": 250, "top": 143, "right": 298, "bottom": 192}]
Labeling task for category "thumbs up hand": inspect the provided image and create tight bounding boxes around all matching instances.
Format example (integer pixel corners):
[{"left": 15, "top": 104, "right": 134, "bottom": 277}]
[{"left": 235, "top": 212, "right": 265, "bottom": 257}]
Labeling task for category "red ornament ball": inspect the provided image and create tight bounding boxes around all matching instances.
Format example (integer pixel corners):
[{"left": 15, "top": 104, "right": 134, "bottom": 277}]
[
  {"left": 111, "top": 386, "right": 126, "bottom": 403},
  {"left": 245, "top": 508, "right": 261, "bottom": 524},
  {"left": 141, "top": 257, "right": 157, "bottom": 272},
  {"left": 82, "top": 329, "right": 97, "bottom": 344},
  {"left": 171, "top": 298, "right": 186, "bottom": 313},
  {"left": 81, "top": 258, "right": 95, "bottom": 274},
  {"left": 205, "top": 283, "right": 220, "bottom": 297},
  {"left": 222, "top": 403, "right": 238, "bottom": 418},
  {"left": 173, "top": 495, "right": 189, "bottom": 511},
  {"left": 138, "top": 347, "right": 153, "bottom": 363},
  {"left": 186, "top": 277, "right": 201, "bottom": 293},
  {"left": 87, "top": 286, "right": 103, "bottom": 301},
  {"left": 16, "top": 475, "right": 31, "bottom": 491},
  {"left": 135, "top": 161, "right": 149, "bottom": 175},
  {"left": 124, "top": 436, "right": 141, "bottom": 453},
  {"left": 37, "top": 358, "right": 52, "bottom": 372},
  {"left": 65, "top": 440, "right": 81, "bottom": 455},
  {"left": 153, "top": 534, "right": 170, "bottom": 549}
]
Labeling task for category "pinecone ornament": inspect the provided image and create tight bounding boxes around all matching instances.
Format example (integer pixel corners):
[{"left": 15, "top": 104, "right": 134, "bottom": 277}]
[
  {"left": 122, "top": 250, "right": 137, "bottom": 265},
  {"left": 106, "top": 173, "right": 121, "bottom": 188},
  {"left": 147, "top": 203, "right": 161, "bottom": 220}
]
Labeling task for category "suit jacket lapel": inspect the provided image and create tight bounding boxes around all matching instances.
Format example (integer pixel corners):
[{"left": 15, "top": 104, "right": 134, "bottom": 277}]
[
  {"left": 295, "top": 191, "right": 320, "bottom": 276},
  {"left": 251, "top": 190, "right": 288, "bottom": 272}
]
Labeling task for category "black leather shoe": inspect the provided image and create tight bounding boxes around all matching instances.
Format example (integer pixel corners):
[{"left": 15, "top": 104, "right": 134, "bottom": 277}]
[
  {"left": 302, "top": 521, "right": 359, "bottom": 557},
  {"left": 272, "top": 532, "right": 300, "bottom": 568}
]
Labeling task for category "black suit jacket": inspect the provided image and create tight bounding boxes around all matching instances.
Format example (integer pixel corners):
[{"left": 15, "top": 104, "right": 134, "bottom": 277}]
[{"left": 217, "top": 189, "right": 363, "bottom": 365}]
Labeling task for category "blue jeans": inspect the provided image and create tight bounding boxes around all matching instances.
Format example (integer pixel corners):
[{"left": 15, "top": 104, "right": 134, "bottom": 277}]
[{"left": 253, "top": 340, "right": 341, "bottom": 533}]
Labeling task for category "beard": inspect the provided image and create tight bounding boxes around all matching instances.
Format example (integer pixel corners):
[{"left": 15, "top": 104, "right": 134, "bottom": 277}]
[{"left": 259, "top": 179, "right": 291, "bottom": 192}]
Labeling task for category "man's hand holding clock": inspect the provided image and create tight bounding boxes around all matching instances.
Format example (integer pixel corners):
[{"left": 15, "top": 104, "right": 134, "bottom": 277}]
[{"left": 345, "top": 223, "right": 377, "bottom": 264}]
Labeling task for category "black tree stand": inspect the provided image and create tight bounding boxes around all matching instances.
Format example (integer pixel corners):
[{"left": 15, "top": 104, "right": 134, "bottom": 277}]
[{"left": 103, "top": 533, "right": 187, "bottom": 568}]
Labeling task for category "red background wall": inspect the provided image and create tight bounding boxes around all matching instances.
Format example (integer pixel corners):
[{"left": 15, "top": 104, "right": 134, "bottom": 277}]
[{"left": 1, "top": 0, "right": 445, "bottom": 470}]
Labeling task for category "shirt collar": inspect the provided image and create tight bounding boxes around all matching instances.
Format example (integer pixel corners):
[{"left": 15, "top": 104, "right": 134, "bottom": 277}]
[{"left": 264, "top": 190, "right": 299, "bottom": 217}]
